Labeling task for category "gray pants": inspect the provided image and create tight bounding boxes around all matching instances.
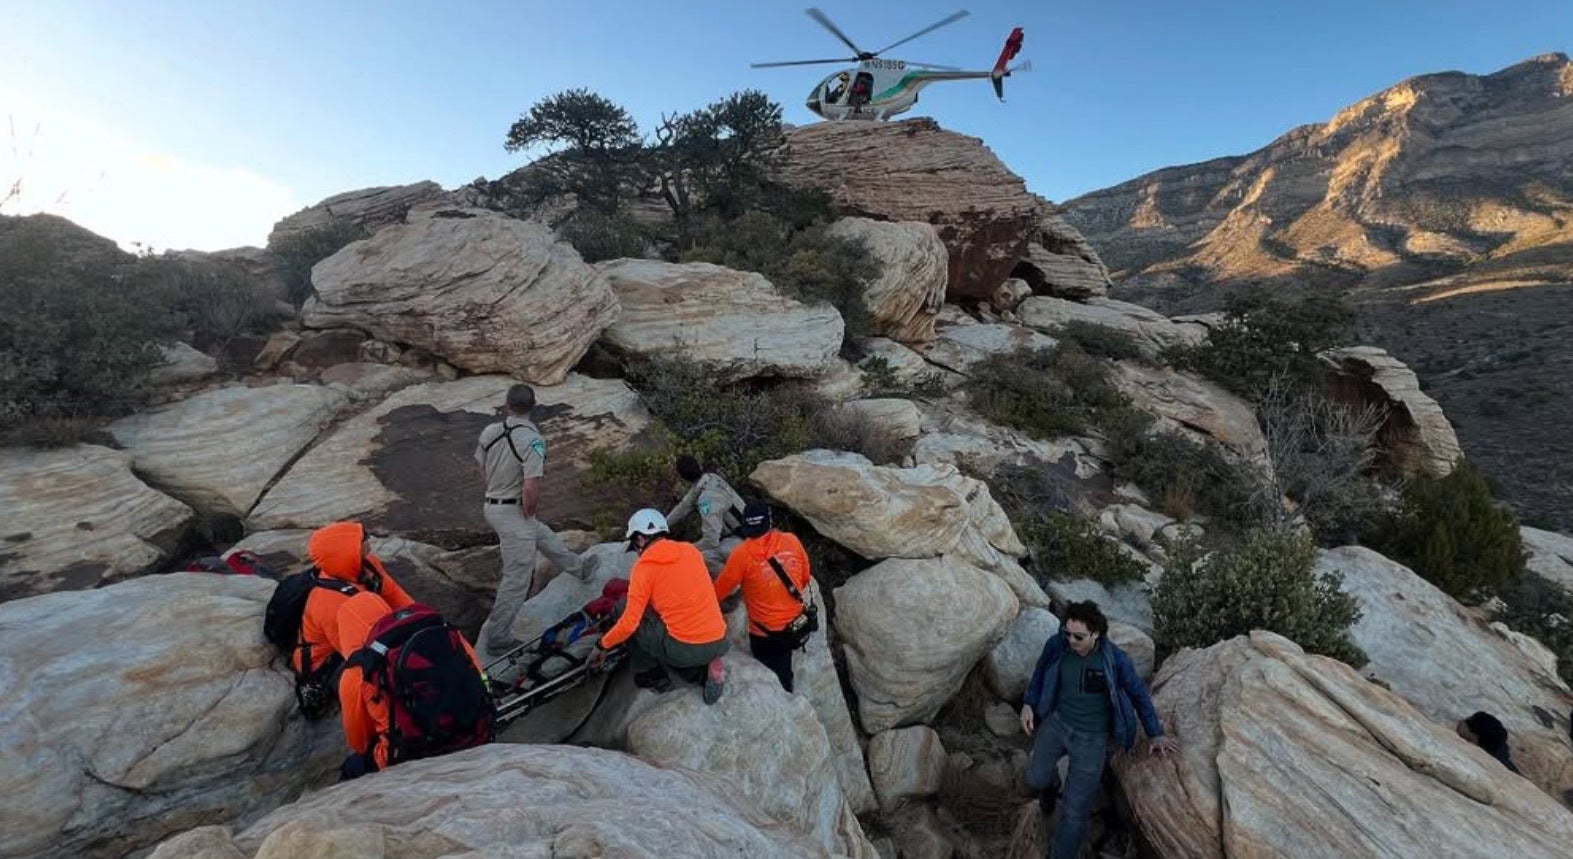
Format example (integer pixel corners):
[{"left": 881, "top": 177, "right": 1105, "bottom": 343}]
[
  {"left": 481, "top": 503, "right": 584, "bottom": 653},
  {"left": 699, "top": 536, "right": 744, "bottom": 577},
  {"left": 628, "top": 608, "right": 730, "bottom": 674}
]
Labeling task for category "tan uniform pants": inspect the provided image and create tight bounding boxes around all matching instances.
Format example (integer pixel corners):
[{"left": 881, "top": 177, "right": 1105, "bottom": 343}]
[{"left": 480, "top": 503, "right": 584, "bottom": 654}]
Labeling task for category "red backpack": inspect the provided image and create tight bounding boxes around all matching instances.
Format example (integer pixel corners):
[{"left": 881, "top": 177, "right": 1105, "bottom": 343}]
[{"left": 349, "top": 604, "right": 496, "bottom": 764}]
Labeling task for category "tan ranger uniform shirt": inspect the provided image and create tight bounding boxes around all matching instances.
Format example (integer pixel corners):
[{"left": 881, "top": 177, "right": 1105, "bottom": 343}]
[{"left": 474, "top": 417, "right": 546, "bottom": 500}]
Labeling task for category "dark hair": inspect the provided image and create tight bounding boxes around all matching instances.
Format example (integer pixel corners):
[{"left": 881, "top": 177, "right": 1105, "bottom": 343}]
[
  {"left": 675, "top": 454, "right": 703, "bottom": 482},
  {"left": 506, "top": 384, "right": 536, "bottom": 414},
  {"left": 1064, "top": 600, "right": 1109, "bottom": 636},
  {"left": 1464, "top": 711, "right": 1509, "bottom": 750}
]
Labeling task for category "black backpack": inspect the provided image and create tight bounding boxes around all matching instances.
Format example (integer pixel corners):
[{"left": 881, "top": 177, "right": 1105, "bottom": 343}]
[
  {"left": 264, "top": 569, "right": 360, "bottom": 719},
  {"left": 348, "top": 604, "right": 496, "bottom": 764}
]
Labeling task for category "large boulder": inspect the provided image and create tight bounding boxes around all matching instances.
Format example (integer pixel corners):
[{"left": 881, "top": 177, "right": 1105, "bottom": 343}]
[
  {"left": 0, "top": 446, "right": 194, "bottom": 601},
  {"left": 1115, "top": 631, "right": 1573, "bottom": 859},
  {"left": 249, "top": 374, "right": 647, "bottom": 541},
  {"left": 1013, "top": 211, "right": 1113, "bottom": 299},
  {"left": 1321, "top": 346, "right": 1463, "bottom": 478},
  {"left": 780, "top": 118, "right": 1040, "bottom": 301},
  {"left": 304, "top": 207, "right": 618, "bottom": 383},
  {"left": 0, "top": 575, "right": 342, "bottom": 859},
  {"left": 751, "top": 450, "right": 1045, "bottom": 607},
  {"left": 1522, "top": 526, "right": 1573, "bottom": 595},
  {"left": 1018, "top": 296, "right": 1206, "bottom": 357},
  {"left": 1112, "top": 361, "right": 1271, "bottom": 465},
  {"left": 1319, "top": 546, "right": 1573, "bottom": 802},
  {"left": 266, "top": 180, "right": 449, "bottom": 246},
  {"left": 148, "top": 745, "right": 846, "bottom": 859},
  {"left": 824, "top": 217, "right": 948, "bottom": 343},
  {"left": 912, "top": 407, "right": 1103, "bottom": 480},
  {"left": 834, "top": 556, "right": 1018, "bottom": 732},
  {"left": 108, "top": 385, "right": 348, "bottom": 520},
  {"left": 622, "top": 658, "right": 878, "bottom": 858},
  {"left": 596, "top": 259, "right": 843, "bottom": 379}
]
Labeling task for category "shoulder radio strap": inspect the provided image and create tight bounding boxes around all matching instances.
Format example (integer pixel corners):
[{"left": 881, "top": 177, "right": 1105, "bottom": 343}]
[
  {"left": 766, "top": 556, "right": 810, "bottom": 607},
  {"left": 483, "top": 424, "right": 526, "bottom": 464}
]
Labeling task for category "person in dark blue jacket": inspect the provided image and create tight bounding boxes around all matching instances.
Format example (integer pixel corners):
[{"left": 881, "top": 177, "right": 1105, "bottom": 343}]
[{"left": 1021, "top": 600, "right": 1176, "bottom": 859}]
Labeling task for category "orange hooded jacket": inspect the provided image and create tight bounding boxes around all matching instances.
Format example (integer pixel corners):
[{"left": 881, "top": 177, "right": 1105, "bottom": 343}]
[
  {"left": 335, "top": 591, "right": 482, "bottom": 769},
  {"left": 600, "top": 539, "right": 726, "bottom": 650},
  {"left": 713, "top": 530, "right": 813, "bottom": 637},
  {"left": 293, "top": 522, "right": 414, "bottom": 675}
]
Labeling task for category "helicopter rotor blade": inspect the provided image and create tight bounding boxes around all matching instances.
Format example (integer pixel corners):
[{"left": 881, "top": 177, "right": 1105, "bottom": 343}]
[
  {"left": 750, "top": 58, "right": 858, "bottom": 68},
  {"left": 871, "top": 9, "right": 971, "bottom": 55},
  {"left": 806, "top": 7, "right": 869, "bottom": 57},
  {"left": 904, "top": 61, "right": 962, "bottom": 71}
]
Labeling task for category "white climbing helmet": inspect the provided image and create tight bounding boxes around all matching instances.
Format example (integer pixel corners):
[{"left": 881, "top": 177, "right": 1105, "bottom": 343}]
[{"left": 624, "top": 508, "right": 669, "bottom": 539}]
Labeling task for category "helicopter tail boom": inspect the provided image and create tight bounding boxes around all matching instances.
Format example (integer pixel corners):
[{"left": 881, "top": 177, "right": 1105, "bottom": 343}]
[{"left": 990, "top": 27, "right": 1026, "bottom": 100}]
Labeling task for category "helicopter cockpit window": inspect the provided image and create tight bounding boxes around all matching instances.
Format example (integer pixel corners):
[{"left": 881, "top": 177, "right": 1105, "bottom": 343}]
[
  {"left": 825, "top": 72, "right": 850, "bottom": 105},
  {"left": 848, "top": 72, "right": 874, "bottom": 107}
]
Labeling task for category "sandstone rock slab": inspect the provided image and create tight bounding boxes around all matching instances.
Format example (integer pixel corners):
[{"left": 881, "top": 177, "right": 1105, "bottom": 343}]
[
  {"left": 918, "top": 320, "right": 1059, "bottom": 375},
  {"left": 1115, "top": 631, "right": 1573, "bottom": 859},
  {"left": 266, "top": 180, "right": 449, "bottom": 246},
  {"left": 1019, "top": 296, "right": 1204, "bottom": 357},
  {"left": 250, "top": 374, "right": 647, "bottom": 540},
  {"left": 304, "top": 207, "right": 618, "bottom": 383},
  {"left": 825, "top": 217, "right": 947, "bottom": 343},
  {"left": 868, "top": 725, "right": 948, "bottom": 811},
  {"left": 1113, "top": 361, "right": 1271, "bottom": 465},
  {"left": 597, "top": 258, "right": 843, "bottom": 379},
  {"left": 109, "top": 385, "right": 348, "bottom": 519},
  {"left": 149, "top": 342, "right": 218, "bottom": 386},
  {"left": 1014, "top": 211, "right": 1113, "bottom": 298},
  {"left": 1522, "top": 526, "right": 1573, "bottom": 595},
  {"left": 0, "top": 446, "right": 194, "bottom": 601},
  {"left": 1322, "top": 346, "right": 1463, "bottom": 478},
  {"left": 985, "top": 606, "right": 1062, "bottom": 702},
  {"left": 0, "top": 574, "right": 343, "bottom": 859},
  {"left": 148, "top": 745, "right": 845, "bottom": 859},
  {"left": 834, "top": 556, "right": 1018, "bottom": 732}
]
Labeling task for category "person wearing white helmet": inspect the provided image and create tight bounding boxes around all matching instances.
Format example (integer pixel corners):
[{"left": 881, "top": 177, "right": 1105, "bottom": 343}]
[{"left": 590, "top": 509, "right": 730, "bottom": 702}]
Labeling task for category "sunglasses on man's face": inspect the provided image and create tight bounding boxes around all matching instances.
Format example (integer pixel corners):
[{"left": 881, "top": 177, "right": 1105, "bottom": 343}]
[{"left": 1067, "top": 631, "right": 1094, "bottom": 642}]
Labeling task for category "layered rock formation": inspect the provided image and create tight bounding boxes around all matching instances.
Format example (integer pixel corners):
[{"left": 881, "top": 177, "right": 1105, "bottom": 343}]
[
  {"left": 1117, "top": 631, "right": 1573, "bottom": 859},
  {"left": 1321, "top": 346, "right": 1463, "bottom": 477},
  {"left": 824, "top": 217, "right": 948, "bottom": 343},
  {"left": 0, "top": 575, "right": 342, "bottom": 859},
  {"left": 0, "top": 446, "right": 194, "bottom": 601},
  {"left": 304, "top": 207, "right": 619, "bottom": 383},
  {"left": 780, "top": 118, "right": 1109, "bottom": 302},
  {"left": 596, "top": 259, "right": 843, "bottom": 379},
  {"left": 148, "top": 745, "right": 847, "bottom": 859},
  {"left": 266, "top": 181, "right": 450, "bottom": 246}
]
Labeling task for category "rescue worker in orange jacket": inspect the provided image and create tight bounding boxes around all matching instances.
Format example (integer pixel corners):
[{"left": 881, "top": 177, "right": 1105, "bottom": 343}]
[
  {"left": 590, "top": 509, "right": 730, "bottom": 704},
  {"left": 334, "top": 591, "right": 484, "bottom": 780},
  {"left": 713, "top": 501, "right": 814, "bottom": 692},
  {"left": 294, "top": 521, "right": 415, "bottom": 678}
]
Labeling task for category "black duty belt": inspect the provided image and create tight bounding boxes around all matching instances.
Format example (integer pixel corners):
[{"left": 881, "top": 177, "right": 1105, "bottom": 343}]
[{"left": 485, "top": 498, "right": 520, "bottom": 505}]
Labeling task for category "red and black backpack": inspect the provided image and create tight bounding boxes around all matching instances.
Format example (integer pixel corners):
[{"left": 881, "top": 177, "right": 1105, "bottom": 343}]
[{"left": 349, "top": 604, "right": 496, "bottom": 764}]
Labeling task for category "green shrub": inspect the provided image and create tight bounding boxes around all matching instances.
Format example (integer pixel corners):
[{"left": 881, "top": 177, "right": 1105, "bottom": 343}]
[
  {"left": 682, "top": 211, "right": 879, "bottom": 340},
  {"left": 1020, "top": 511, "right": 1148, "bottom": 585},
  {"left": 1373, "top": 460, "right": 1523, "bottom": 601},
  {"left": 969, "top": 344, "right": 1130, "bottom": 439},
  {"left": 590, "top": 355, "right": 887, "bottom": 500},
  {"left": 558, "top": 207, "right": 648, "bottom": 262},
  {"left": 0, "top": 225, "right": 177, "bottom": 431},
  {"left": 1057, "top": 321, "right": 1144, "bottom": 361},
  {"left": 1168, "top": 292, "right": 1353, "bottom": 400},
  {"left": 269, "top": 218, "right": 368, "bottom": 305},
  {"left": 132, "top": 254, "right": 282, "bottom": 350},
  {"left": 1153, "top": 527, "right": 1366, "bottom": 666},
  {"left": 1104, "top": 409, "right": 1274, "bottom": 527},
  {"left": 1496, "top": 576, "right": 1573, "bottom": 685},
  {"left": 858, "top": 354, "right": 948, "bottom": 400}
]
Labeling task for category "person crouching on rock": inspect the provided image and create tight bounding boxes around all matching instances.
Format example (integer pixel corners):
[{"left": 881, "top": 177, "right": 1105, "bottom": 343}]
[
  {"left": 589, "top": 509, "right": 730, "bottom": 704},
  {"left": 1021, "top": 600, "right": 1177, "bottom": 859},
  {"left": 666, "top": 454, "right": 748, "bottom": 576},
  {"left": 296, "top": 521, "right": 415, "bottom": 682}
]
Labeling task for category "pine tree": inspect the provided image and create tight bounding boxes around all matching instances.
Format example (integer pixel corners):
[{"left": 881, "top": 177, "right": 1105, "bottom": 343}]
[{"left": 1378, "top": 460, "right": 1523, "bottom": 600}]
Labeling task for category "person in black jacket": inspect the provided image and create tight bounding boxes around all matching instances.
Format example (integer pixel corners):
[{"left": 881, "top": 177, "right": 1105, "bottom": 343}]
[{"left": 1021, "top": 601, "right": 1177, "bottom": 859}]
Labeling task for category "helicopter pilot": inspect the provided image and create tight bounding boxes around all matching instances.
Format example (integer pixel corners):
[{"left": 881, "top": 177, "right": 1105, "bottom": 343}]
[{"left": 825, "top": 72, "right": 850, "bottom": 104}]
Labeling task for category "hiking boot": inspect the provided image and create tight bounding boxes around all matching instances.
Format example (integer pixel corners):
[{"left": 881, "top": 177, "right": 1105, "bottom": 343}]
[
  {"left": 634, "top": 667, "right": 671, "bottom": 693},
  {"left": 702, "top": 658, "right": 726, "bottom": 705}
]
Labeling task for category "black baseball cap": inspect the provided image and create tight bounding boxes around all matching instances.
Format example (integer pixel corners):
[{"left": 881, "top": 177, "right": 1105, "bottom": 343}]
[{"left": 741, "top": 501, "right": 772, "bottom": 537}]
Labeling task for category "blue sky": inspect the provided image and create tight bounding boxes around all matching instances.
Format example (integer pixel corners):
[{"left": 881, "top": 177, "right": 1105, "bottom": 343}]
[{"left": 1, "top": 0, "right": 1567, "bottom": 249}]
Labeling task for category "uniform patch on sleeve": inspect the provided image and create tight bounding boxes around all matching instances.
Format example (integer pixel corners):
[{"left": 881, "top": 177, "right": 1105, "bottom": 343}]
[
  {"left": 530, "top": 438, "right": 547, "bottom": 460},
  {"left": 698, "top": 499, "right": 712, "bottom": 516}
]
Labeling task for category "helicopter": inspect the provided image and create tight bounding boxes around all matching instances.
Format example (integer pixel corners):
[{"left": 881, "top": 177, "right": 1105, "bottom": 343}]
[{"left": 751, "top": 8, "right": 1028, "bottom": 121}]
